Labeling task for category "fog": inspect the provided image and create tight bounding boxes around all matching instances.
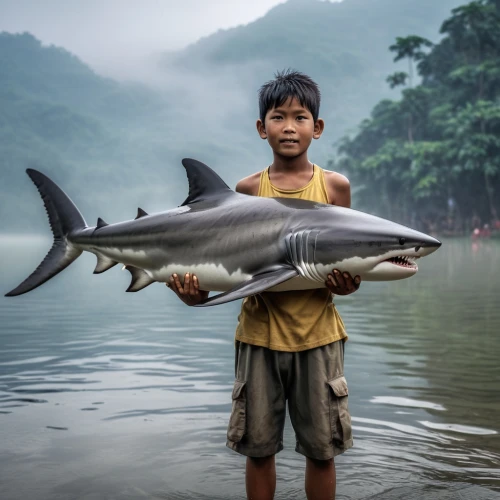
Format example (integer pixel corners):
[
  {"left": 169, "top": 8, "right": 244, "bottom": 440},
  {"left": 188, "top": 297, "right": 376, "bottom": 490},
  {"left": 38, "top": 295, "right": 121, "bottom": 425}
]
[
  {"left": 0, "top": 0, "right": 463, "bottom": 233},
  {"left": 0, "top": 0, "right": 341, "bottom": 80}
]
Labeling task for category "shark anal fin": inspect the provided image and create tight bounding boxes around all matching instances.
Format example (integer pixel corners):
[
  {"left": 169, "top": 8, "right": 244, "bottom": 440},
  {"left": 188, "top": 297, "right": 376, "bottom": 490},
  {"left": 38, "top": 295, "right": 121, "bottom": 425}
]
[
  {"left": 96, "top": 217, "right": 108, "bottom": 229},
  {"left": 93, "top": 254, "right": 118, "bottom": 274},
  {"left": 135, "top": 207, "right": 148, "bottom": 219},
  {"left": 123, "top": 265, "right": 156, "bottom": 292},
  {"left": 195, "top": 267, "right": 299, "bottom": 307}
]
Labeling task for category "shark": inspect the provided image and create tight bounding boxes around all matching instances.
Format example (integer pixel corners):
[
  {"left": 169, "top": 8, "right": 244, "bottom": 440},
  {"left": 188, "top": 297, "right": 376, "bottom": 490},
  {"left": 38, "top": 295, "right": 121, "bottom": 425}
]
[{"left": 5, "top": 158, "right": 441, "bottom": 306}]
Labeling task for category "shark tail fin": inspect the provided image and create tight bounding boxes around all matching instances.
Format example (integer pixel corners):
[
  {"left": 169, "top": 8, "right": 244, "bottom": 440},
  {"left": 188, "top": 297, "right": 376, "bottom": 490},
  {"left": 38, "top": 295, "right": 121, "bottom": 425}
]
[{"left": 5, "top": 169, "right": 87, "bottom": 297}]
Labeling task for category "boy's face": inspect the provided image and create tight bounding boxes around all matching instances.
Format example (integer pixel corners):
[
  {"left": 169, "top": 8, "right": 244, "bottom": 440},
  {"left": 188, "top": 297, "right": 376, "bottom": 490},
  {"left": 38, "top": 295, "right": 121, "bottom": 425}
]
[{"left": 256, "top": 97, "right": 324, "bottom": 158}]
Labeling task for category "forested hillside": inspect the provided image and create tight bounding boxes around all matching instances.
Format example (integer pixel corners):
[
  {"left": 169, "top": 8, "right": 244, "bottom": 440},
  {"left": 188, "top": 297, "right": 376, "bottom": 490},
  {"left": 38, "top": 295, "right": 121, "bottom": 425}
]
[
  {"left": 0, "top": 32, "right": 185, "bottom": 231},
  {"left": 331, "top": 0, "right": 500, "bottom": 235}
]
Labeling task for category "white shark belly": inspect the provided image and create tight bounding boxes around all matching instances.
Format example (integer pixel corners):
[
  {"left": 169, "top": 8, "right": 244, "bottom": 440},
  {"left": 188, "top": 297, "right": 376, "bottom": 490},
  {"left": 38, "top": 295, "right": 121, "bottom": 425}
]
[
  {"left": 151, "top": 263, "right": 253, "bottom": 292},
  {"left": 82, "top": 245, "right": 416, "bottom": 296},
  {"left": 84, "top": 246, "right": 149, "bottom": 266}
]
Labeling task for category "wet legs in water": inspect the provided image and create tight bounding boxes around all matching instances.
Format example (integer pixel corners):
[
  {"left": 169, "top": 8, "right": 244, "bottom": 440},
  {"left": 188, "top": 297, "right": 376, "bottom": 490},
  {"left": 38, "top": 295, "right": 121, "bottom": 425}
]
[{"left": 245, "top": 455, "right": 336, "bottom": 500}]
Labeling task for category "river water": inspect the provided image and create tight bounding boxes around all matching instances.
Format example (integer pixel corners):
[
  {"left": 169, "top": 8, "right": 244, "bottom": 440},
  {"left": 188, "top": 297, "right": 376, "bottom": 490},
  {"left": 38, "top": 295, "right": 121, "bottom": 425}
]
[{"left": 0, "top": 236, "right": 499, "bottom": 500}]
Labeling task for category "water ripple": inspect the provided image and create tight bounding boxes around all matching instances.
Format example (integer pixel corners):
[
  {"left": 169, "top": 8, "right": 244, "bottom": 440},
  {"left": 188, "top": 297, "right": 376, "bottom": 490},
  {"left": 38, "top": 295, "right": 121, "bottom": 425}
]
[{"left": 0, "top": 238, "right": 499, "bottom": 499}]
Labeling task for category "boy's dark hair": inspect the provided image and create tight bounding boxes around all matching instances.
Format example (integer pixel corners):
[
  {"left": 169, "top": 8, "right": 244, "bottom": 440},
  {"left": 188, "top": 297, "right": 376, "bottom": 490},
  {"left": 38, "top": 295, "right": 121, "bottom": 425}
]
[{"left": 258, "top": 69, "right": 321, "bottom": 123}]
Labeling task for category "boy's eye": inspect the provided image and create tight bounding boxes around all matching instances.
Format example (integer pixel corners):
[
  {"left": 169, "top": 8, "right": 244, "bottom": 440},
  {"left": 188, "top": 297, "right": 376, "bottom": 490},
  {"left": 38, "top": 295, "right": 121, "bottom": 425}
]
[
  {"left": 296, "top": 116, "right": 307, "bottom": 121},
  {"left": 271, "top": 115, "right": 283, "bottom": 120}
]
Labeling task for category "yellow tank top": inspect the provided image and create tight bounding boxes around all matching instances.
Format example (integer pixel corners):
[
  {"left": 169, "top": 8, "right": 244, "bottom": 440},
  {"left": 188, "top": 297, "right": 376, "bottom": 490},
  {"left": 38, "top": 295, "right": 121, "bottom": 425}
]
[{"left": 235, "top": 164, "right": 348, "bottom": 352}]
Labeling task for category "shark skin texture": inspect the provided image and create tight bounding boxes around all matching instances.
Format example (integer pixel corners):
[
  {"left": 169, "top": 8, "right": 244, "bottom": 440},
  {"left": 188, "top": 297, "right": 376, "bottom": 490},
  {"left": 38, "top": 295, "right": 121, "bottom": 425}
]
[{"left": 5, "top": 158, "right": 441, "bottom": 306}]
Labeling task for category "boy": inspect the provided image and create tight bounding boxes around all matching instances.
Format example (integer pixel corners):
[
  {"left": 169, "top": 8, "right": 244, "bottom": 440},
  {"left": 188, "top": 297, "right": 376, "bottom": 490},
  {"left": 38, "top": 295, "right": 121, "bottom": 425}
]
[{"left": 169, "top": 70, "right": 360, "bottom": 500}]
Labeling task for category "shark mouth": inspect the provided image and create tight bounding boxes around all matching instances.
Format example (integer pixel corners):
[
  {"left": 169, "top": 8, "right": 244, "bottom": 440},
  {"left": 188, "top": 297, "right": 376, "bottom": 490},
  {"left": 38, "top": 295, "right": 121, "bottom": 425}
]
[{"left": 384, "top": 255, "right": 418, "bottom": 270}]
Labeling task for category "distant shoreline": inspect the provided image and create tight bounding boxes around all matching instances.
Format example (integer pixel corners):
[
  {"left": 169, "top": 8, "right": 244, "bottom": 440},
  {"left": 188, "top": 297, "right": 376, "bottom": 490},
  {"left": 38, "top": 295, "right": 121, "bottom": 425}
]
[{"left": 0, "top": 234, "right": 50, "bottom": 241}]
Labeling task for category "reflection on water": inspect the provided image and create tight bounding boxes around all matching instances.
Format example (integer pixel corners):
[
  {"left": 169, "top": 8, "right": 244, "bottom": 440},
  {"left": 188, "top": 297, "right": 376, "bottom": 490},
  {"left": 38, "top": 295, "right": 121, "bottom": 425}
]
[{"left": 0, "top": 237, "right": 499, "bottom": 499}]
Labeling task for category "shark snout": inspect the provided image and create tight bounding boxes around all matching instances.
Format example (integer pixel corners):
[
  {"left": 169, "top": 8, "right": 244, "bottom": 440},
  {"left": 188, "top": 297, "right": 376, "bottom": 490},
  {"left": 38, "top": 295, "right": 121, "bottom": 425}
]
[{"left": 416, "top": 235, "right": 442, "bottom": 257}]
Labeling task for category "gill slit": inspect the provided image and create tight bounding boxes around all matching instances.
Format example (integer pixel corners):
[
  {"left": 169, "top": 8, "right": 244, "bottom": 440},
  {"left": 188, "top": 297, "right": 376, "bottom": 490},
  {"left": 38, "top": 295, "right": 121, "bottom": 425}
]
[
  {"left": 309, "top": 231, "right": 324, "bottom": 282},
  {"left": 286, "top": 230, "right": 323, "bottom": 283}
]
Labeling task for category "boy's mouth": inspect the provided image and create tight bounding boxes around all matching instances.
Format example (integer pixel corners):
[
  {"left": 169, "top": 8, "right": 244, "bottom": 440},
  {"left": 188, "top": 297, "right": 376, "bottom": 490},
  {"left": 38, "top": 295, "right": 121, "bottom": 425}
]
[{"left": 280, "top": 139, "right": 299, "bottom": 144}]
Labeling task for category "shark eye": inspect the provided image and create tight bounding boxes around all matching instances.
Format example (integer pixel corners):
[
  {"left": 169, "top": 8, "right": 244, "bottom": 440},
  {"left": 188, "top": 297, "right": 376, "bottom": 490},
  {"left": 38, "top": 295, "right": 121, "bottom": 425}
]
[{"left": 399, "top": 237, "right": 406, "bottom": 246}]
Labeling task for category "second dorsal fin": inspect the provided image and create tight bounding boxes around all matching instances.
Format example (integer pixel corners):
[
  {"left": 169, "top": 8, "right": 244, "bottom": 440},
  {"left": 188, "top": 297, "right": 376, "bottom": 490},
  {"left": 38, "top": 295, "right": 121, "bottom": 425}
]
[
  {"left": 135, "top": 207, "right": 148, "bottom": 219},
  {"left": 180, "top": 158, "right": 234, "bottom": 206},
  {"left": 96, "top": 217, "right": 108, "bottom": 229}
]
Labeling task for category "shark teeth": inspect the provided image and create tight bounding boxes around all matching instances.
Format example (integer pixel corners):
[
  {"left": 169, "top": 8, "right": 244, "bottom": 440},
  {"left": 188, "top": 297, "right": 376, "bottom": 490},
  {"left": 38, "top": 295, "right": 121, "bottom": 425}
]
[{"left": 386, "top": 255, "right": 418, "bottom": 269}]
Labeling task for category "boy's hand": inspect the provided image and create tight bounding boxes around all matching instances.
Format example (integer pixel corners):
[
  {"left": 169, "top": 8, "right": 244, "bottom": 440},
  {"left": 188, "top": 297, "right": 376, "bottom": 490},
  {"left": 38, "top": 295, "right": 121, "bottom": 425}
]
[
  {"left": 167, "top": 273, "right": 209, "bottom": 306},
  {"left": 326, "top": 269, "right": 361, "bottom": 296}
]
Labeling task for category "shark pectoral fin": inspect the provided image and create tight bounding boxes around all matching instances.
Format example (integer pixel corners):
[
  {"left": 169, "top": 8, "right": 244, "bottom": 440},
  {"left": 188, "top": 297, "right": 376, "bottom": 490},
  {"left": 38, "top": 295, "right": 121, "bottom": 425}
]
[
  {"left": 93, "top": 254, "right": 118, "bottom": 274},
  {"left": 195, "top": 267, "right": 299, "bottom": 307},
  {"left": 123, "top": 266, "right": 156, "bottom": 292}
]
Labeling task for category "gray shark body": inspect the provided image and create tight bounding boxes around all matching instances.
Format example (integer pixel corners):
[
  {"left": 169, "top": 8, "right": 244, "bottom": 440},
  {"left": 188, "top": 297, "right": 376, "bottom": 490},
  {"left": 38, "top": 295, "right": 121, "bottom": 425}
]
[{"left": 5, "top": 159, "right": 441, "bottom": 305}]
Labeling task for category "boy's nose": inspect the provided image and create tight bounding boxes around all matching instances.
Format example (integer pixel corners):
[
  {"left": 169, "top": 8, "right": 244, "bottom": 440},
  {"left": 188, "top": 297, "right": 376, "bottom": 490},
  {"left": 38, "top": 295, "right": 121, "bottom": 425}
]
[{"left": 283, "top": 122, "right": 296, "bottom": 132}]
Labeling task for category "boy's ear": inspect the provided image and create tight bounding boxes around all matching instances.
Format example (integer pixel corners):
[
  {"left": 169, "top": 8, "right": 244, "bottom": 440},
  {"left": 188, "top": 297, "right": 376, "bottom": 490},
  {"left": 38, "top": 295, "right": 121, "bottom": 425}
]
[
  {"left": 313, "top": 118, "right": 325, "bottom": 140},
  {"left": 256, "top": 119, "right": 267, "bottom": 139}
]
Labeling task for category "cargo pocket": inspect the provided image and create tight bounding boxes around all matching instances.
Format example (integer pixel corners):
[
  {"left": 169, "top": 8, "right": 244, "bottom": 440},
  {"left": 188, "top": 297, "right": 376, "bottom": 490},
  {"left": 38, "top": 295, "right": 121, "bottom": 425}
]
[
  {"left": 227, "top": 380, "right": 246, "bottom": 443},
  {"left": 327, "top": 375, "right": 353, "bottom": 450}
]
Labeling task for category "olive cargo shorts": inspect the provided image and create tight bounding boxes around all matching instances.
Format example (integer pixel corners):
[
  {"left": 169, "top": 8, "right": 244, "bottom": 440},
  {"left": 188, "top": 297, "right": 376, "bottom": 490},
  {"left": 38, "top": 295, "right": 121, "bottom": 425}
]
[{"left": 226, "top": 340, "right": 353, "bottom": 460}]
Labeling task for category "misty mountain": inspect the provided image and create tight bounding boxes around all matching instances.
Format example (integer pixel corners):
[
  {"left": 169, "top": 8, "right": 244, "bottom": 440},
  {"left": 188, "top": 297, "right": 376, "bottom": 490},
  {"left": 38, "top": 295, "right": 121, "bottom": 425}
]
[
  {"left": 0, "top": 32, "right": 160, "bottom": 124},
  {"left": 166, "top": 0, "right": 463, "bottom": 151},
  {"left": 1, "top": 0, "right": 464, "bottom": 233},
  {"left": 0, "top": 32, "right": 188, "bottom": 232}
]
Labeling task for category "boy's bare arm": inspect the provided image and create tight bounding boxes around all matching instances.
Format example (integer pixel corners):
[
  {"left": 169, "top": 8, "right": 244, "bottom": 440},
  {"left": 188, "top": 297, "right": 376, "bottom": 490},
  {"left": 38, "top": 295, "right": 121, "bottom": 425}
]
[
  {"left": 235, "top": 172, "right": 261, "bottom": 196},
  {"left": 324, "top": 171, "right": 351, "bottom": 208},
  {"left": 324, "top": 171, "right": 361, "bottom": 296}
]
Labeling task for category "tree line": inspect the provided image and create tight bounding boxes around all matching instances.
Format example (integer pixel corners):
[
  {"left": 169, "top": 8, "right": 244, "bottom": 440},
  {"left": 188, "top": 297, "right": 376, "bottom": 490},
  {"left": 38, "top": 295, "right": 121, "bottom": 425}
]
[{"left": 331, "top": 0, "right": 500, "bottom": 236}]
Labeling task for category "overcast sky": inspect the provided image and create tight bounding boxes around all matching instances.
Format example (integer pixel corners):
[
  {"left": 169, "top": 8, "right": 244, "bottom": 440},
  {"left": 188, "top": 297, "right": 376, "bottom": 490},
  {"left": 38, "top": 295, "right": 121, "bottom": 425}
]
[{"left": 0, "top": 0, "right": 341, "bottom": 79}]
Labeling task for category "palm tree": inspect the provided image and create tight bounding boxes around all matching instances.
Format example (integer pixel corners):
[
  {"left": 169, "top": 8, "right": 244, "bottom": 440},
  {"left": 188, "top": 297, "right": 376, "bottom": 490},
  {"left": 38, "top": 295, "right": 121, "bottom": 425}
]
[
  {"left": 389, "top": 36, "right": 433, "bottom": 88},
  {"left": 441, "top": 1, "right": 499, "bottom": 99},
  {"left": 386, "top": 71, "right": 408, "bottom": 89}
]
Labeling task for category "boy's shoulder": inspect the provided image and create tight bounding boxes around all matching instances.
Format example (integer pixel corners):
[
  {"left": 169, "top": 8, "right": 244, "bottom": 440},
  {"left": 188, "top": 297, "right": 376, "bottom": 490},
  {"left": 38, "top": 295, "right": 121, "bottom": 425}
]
[
  {"left": 321, "top": 168, "right": 351, "bottom": 208},
  {"left": 322, "top": 168, "right": 350, "bottom": 190},
  {"left": 235, "top": 171, "right": 261, "bottom": 196}
]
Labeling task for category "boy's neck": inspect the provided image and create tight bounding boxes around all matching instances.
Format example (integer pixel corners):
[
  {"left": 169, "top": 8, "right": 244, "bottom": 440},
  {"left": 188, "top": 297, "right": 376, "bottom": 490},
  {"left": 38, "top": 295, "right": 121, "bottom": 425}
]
[{"left": 270, "top": 153, "right": 313, "bottom": 174}]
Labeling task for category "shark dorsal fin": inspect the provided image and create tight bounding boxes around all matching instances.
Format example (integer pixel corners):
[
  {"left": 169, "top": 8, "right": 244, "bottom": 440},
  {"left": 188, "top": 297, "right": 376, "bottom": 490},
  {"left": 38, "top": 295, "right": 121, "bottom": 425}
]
[
  {"left": 96, "top": 217, "right": 108, "bottom": 229},
  {"left": 135, "top": 207, "right": 148, "bottom": 219},
  {"left": 181, "top": 158, "right": 233, "bottom": 206}
]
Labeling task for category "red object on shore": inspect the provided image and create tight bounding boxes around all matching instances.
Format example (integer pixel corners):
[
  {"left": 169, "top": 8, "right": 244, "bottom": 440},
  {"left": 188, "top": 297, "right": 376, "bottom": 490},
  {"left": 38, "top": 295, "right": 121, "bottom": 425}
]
[{"left": 472, "top": 225, "right": 492, "bottom": 239}]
